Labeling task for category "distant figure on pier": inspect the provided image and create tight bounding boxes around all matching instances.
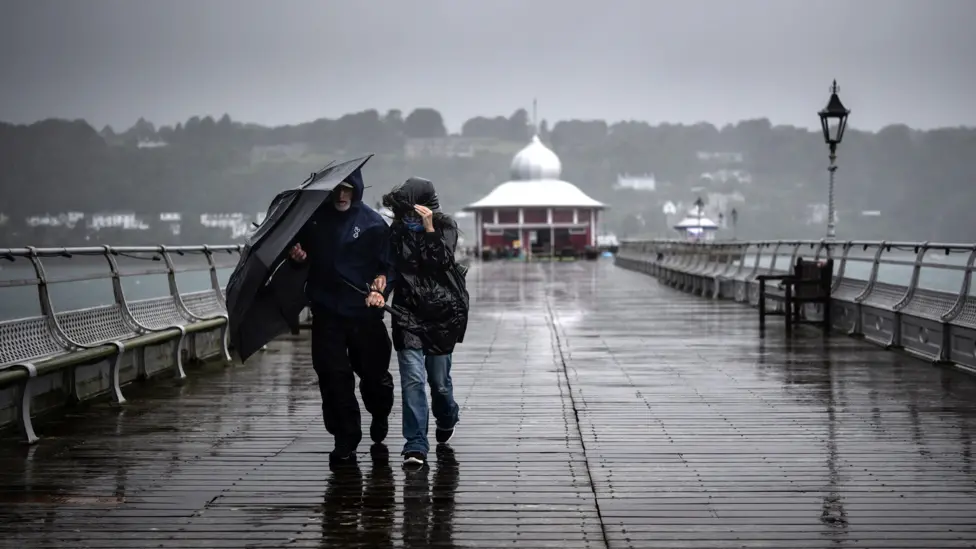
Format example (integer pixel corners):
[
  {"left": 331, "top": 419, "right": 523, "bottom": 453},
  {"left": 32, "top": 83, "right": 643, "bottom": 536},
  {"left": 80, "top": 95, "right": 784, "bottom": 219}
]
[
  {"left": 288, "top": 168, "right": 396, "bottom": 467},
  {"left": 375, "top": 177, "right": 469, "bottom": 468}
]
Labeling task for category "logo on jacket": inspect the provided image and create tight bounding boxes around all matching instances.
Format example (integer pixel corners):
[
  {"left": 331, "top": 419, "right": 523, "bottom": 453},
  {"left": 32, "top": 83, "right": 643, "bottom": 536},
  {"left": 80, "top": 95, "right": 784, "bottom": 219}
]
[{"left": 352, "top": 226, "right": 361, "bottom": 239}]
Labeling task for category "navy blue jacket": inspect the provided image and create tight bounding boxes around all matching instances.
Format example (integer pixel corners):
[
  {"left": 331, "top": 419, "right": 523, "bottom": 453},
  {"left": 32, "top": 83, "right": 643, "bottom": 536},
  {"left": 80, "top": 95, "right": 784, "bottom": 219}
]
[{"left": 295, "top": 169, "right": 394, "bottom": 319}]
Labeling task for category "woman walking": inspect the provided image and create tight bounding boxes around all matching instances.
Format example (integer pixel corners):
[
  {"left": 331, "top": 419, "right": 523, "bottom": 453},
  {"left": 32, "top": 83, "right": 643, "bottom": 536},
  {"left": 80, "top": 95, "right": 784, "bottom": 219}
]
[{"left": 369, "top": 177, "right": 469, "bottom": 468}]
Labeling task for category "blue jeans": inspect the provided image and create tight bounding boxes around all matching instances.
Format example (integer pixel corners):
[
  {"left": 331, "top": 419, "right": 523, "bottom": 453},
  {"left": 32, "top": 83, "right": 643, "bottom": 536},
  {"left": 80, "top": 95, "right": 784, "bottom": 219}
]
[{"left": 398, "top": 349, "right": 460, "bottom": 455}]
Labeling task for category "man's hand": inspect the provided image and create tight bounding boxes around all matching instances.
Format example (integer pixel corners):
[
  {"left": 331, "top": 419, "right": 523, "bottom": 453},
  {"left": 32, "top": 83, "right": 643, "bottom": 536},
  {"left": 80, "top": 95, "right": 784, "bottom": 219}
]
[
  {"left": 414, "top": 205, "right": 435, "bottom": 233},
  {"left": 371, "top": 274, "right": 387, "bottom": 294},
  {"left": 289, "top": 243, "right": 307, "bottom": 262},
  {"left": 365, "top": 291, "right": 385, "bottom": 308}
]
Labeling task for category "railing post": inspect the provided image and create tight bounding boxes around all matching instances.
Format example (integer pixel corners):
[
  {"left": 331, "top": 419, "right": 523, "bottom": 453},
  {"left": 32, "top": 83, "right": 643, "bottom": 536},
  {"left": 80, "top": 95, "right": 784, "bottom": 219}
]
[
  {"left": 202, "top": 245, "right": 227, "bottom": 307},
  {"left": 941, "top": 244, "right": 976, "bottom": 359},
  {"left": 752, "top": 242, "right": 783, "bottom": 306},
  {"left": 938, "top": 246, "right": 976, "bottom": 363},
  {"left": 159, "top": 245, "right": 197, "bottom": 322},
  {"left": 830, "top": 241, "right": 854, "bottom": 293},
  {"left": 855, "top": 242, "right": 887, "bottom": 303},
  {"left": 850, "top": 241, "right": 887, "bottom": 336},
  {"left": 787, "top": 241, "right": 803, "bottom": 269},
  {"left": 767, "top": 242, "right": 784, "bottom": 274},
  {"left": 102, "top": 245, "right": 144, "bottom": 335},
  {"left": 736, "top": 243, "right": 765, "bottom": 303},
  {"left": 814, "top": 238, "right": 828, "bottom": 261},
  {"left": 26, "top": 247, "right": 75, "bottom": 352},
  {"left": 890, "top": 242, "right": 930, "bottom": 349},
  {"left": 942, "top": 247, "right": 976, "bottom": 325}
]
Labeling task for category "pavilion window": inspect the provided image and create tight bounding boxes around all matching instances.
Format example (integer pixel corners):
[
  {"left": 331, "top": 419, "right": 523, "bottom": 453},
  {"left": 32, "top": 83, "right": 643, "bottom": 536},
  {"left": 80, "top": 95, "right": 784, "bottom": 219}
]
[
  {"left": 497, "top": 209, "right": 519, "bottom": 224},
  {"left": 523, "top": 209, "right": 547, "bottom": 223},
  {"left": 552, "top": 208, "right": 574, "bottom": 223}
]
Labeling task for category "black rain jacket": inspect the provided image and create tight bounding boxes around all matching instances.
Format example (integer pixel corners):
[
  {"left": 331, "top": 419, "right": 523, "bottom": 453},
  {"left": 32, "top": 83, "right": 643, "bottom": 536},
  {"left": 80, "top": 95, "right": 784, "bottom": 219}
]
[{"left": 383, "top": 178, "right": 469, "bottom": 354}]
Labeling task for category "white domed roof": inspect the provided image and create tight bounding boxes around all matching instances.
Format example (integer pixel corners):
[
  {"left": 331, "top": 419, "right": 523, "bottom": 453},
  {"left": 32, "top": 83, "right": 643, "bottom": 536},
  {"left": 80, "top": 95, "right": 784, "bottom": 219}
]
[
  {"left": 465, "top": 179, "right": 605, "bottom": 210},
  {"left": 464, "top": 133, "right": 607, "bottom": 211},
  {"left": 510, "top": 135, "right": 562, "bottom": 180}
]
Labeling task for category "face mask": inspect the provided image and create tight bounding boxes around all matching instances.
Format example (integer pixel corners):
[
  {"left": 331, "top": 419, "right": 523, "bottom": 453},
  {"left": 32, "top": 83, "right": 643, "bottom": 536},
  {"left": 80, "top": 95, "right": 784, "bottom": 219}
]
[{"left": 403, "top": 219, "right": 424, "bottom": 232}]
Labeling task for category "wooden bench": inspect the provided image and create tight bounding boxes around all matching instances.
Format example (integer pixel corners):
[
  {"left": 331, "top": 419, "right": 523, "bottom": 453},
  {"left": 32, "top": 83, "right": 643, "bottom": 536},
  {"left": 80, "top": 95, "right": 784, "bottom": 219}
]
[{"left": 758, "top": 257, "right": 834, "bottom": 333}]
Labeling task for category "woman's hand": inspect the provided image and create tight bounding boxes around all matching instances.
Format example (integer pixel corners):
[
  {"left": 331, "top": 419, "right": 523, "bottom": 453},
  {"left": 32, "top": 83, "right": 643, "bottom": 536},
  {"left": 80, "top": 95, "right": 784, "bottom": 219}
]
[
  {"left": 366, "top": 291, "right": 385, "bottom": 308},
  {"left": 289, "top": 243, "right": 306, "bottom": 262},
  {"left": 414, "top": 205, "right": 434, "bottom": 233}
]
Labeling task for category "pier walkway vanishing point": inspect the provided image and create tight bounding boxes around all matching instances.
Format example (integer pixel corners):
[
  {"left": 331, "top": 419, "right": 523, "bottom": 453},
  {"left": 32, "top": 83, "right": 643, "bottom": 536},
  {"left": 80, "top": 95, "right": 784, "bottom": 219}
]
[{"left": 3, "top": 251, "right": 976, "bottom": 547}]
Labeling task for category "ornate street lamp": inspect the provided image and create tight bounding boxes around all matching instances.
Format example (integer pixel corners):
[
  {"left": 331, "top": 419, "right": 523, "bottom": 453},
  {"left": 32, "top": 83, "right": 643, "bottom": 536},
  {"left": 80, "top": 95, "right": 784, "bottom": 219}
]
[{"left": 818, "top": 80, "right": 850, "bottom": 240}]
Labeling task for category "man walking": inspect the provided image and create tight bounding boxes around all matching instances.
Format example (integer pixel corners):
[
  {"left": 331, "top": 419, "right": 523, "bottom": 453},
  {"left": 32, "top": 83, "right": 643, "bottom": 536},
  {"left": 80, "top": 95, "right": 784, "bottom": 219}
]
[{"left": 289, "top": 168, "right": 395, "bottom": 466}]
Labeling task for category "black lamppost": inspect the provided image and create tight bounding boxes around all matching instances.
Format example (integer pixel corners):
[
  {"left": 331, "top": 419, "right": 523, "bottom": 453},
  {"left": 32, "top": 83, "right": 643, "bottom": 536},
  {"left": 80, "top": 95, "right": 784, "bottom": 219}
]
[
  {"left": 818, "top": 80, "right": 851, "bottom": 240},
  {"left": 730, "top": 207, "right": 738, "bottom": 240}
]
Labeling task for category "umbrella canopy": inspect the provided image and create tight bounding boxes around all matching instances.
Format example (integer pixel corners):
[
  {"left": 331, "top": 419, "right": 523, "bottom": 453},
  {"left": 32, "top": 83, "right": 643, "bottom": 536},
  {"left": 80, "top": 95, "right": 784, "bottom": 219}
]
[{"left": 225, "top": 154, "right": 373, "bottom": 362}]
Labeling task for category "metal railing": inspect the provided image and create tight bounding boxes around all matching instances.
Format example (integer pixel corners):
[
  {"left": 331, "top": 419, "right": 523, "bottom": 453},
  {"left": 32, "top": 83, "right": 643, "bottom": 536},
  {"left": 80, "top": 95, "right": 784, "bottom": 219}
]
[
  {"left": 0, "top": 244, "right": 242, "bottom": 443},
  {"left": 615, "top": 239, "right": 976, "bottom": 373}
]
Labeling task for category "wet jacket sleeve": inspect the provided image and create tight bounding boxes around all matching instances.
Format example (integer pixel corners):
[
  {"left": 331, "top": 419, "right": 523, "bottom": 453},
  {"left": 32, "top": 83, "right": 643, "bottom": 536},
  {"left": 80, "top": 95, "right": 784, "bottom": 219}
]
[
  {"left": 420, "top": 224, "right": 458, "bottom": 270},
  {"left": 373, "top": 224, "right": 396, "bottom": 297}
]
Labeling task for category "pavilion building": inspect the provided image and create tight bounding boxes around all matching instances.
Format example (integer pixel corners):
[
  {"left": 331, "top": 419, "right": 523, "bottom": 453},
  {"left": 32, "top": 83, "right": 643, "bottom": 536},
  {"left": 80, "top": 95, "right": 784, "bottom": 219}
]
[
  {"left": 673, "top": 204, "right": 719, "bottom": 241},
  {"left": 464, "top": 134, "right": 606, "bottom": 259}
]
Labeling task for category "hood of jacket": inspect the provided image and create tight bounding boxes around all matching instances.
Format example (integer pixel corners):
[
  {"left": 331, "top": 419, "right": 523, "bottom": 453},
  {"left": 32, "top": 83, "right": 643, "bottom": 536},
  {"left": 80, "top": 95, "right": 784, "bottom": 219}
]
[
  {"left": 337, "top": 167, "right": 366, "bottom": 204},
  {"left": 382, "top": 177, "right": 440, "bottom": 218}
]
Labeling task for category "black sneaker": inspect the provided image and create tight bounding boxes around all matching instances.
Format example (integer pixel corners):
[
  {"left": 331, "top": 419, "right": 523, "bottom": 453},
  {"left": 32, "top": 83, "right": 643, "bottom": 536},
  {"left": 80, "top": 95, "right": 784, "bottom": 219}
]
[
  {"left": 402, "top": 451, "right": 426, "bottom": 468},
  {"left": 435, "top": 426, "right": 455, "bottom": 445},
  {"left": 329, "top": 449, "right": 357, "bottom": 468},
  {"left": 370, "top": 416, "right": 388, "bottom": 443},
  {"left": 369, "top": 443, "right": 389, "bottom": 463}
]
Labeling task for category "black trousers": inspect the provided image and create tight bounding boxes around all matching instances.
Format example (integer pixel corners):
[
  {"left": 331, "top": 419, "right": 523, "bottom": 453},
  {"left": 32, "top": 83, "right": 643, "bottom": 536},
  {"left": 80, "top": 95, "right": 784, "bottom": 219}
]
[{"left": 310, "top": 306, "right": 394, "bottom": 451}]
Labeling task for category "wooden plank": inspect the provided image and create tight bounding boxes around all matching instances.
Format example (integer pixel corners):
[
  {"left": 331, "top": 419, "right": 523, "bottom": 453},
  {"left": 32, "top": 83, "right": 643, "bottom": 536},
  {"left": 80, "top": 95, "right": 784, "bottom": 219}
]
[{"left": 2, "top": 261, "right": 976, "bottom": 548}]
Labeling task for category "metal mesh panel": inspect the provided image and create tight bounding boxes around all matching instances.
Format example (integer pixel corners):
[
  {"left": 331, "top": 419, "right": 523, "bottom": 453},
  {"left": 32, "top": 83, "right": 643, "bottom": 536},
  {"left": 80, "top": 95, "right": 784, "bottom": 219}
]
[
  {"left": 899, "top": 289, "right": 957, "bottom": 320},
  {"left": 952, "top": 297, "right": 976, "bottom": 328},
  {"left": 56, "top": 304, "right": 136, "bottom": 347},
  {"left": 733, "top": 266, "right": 757, "bottom": 282},
  {"left": 688, "top": 259, "right": 708, "bottom": 275},
  {"left": 128, "top": 296, "right": 189, "bottom": 330},
  {"left": 0, "top": 316, "right": 65, "bottom": 368},
  {"left": 181, "top": 290, "right": 226, "bottom": 319},
  {"left": 832, "top": 278, "right": 867, "bottom": 301},
  {"left": 860, "top": 281, "right": 909, "bottom": 310},
  {"left": 700, "top": 260, "right": 723, "bottom": 276}
]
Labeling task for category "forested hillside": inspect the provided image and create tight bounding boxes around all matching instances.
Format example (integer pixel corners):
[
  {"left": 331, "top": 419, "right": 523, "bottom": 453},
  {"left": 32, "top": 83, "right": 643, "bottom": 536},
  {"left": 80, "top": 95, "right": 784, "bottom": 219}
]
[{"left": 1, "top": 107, "right": 973, "bottom": 244}]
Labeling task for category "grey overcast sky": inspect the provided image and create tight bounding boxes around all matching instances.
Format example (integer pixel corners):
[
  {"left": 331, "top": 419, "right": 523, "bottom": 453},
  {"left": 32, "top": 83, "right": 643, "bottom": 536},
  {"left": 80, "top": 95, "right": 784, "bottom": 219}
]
[{"left": 1, "top": 0, "right": 973, "bottom": 132}]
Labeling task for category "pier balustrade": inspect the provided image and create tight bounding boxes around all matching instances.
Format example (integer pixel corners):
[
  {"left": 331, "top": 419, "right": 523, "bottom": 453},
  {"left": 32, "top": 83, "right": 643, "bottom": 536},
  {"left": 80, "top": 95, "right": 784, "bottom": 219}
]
[
  {"left": 0, "top": 244, "right": 242, "bottom": 442},
  {"left": 617, "top": 239, "right": 976, "bottom": 373}
]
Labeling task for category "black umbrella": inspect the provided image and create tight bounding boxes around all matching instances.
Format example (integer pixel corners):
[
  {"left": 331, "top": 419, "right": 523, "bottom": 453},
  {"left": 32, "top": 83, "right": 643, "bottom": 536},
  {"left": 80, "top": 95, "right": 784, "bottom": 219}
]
[{"left": 225, "top": 154, "right": 377, "bottom": 362}]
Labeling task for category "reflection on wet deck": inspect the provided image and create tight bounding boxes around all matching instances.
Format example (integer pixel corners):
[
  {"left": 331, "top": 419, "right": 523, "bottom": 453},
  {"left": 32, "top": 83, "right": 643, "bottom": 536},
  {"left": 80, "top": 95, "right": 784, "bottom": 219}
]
[{"left": 3, "top": 261, "right": 976, "bottom": 548}]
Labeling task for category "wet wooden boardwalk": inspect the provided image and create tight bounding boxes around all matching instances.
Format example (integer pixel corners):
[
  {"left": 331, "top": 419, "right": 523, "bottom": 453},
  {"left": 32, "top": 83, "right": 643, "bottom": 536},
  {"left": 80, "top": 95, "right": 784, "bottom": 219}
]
[{"left": 3, "top": 261, "right": 976, "bottom": 548}]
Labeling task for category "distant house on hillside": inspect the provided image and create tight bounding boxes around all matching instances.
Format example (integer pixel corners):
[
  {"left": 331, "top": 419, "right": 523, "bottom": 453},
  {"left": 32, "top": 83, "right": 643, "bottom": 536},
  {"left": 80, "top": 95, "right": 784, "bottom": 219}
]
[
  {"left": 614, "top": 174, "right": 657, "bottom": 192},
  {"left": 696, "top": 151, "right": 744, "bottom": 163},
  {"left": 250, "top": 143, "right": 310, "bottom": 164},
  {"left": 699, "top": 169, "right": 752, "bottom": 185},
  {"left": 136, "top": 140, "right": 168, "bottom": 149}
]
